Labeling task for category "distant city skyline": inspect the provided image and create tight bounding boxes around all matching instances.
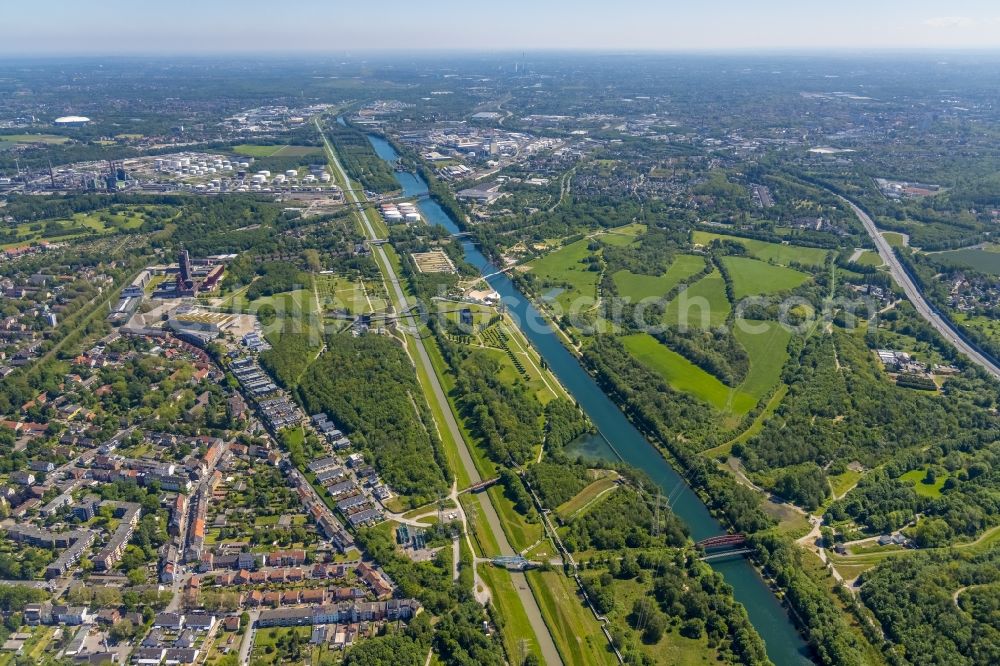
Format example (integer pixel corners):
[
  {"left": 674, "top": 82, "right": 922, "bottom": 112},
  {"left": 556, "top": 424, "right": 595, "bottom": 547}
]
[{"left": 3, "top": 0, "right": 1000, "bottom": 55}]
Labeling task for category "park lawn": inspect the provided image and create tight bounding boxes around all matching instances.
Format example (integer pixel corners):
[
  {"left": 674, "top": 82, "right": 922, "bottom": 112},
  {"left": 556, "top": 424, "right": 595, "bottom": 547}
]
[
  {"left": 612, "top": 254, "right": 706, "bottom": 302},
  {"left": 232, "top": 289, "right": 318, "bottom": 321},
  {"left": 477, "top": 565, "right": 544, "bottom": 663},
  {"left": 899, "top": 468, "right": 948, "bottom": 498},
  {"left": 663, "top": 269, "right": 730, "bottom": 329},
  {"left": 621, "top": 333, "right": 756, "bottom": 414},
  {"left": 231, "top": 143, "right": 324, "bottom": 157},
  {"left": 525, "top": 570, "right": 617, "bottom": 666},
  {"left": 733, "top": 320, "right": 792, "bottom": 399},
  {"left": 528, "top": 238, "right": 601, "bottom": 313},
  {"left": 722, "top": 256, "right": 810, "bottom": 299},
  {"left": 692, "top": 230, "right": 829, "bottom": 267},
  {"left": 555, "top": 476, "right": 619, "bottom": 521},
  {"left": 314, "top": 273, "right": 376, "bottom": 313}
]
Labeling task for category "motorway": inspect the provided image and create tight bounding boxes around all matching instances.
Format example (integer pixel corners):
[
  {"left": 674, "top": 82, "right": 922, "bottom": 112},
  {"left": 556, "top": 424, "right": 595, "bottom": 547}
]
[
  {"left": 317, "top": 120, "right": 563, "bottom": 665},
  {"left": 841, "top": 195, "right": 1000, "bottom": 379}
]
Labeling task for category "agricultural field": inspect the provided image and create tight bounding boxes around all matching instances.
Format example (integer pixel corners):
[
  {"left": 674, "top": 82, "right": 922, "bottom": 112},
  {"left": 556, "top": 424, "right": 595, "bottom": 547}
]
[
  {"left": 662, "top": 269, "right": 730, "bottom": 329},
  {"left": 528, "top": 237, "right": 601, "bottom": 313},
  {"left": 0, "top": 133, "right": 70, "bottom": 145},
  {"left": 931, "top": 245, "right": 1000, "bottom": 275},
  {"left": 230, "top": 143, "right": 324, "bottom": 158},
  {"left": 722, "top": 256, "right": 810, "bottom": 299},
  {"left": 692, "top": 230, "right": 829, "bottom": 267},
  {"left": 612, "top": 254, "right": 705, "bottom": 302}
]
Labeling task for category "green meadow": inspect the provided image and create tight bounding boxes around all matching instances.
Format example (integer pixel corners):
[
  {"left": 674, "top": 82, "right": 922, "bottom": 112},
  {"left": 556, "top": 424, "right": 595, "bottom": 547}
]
[
  {"left": 692, "top": 230, "right": 829, "bottom": 267},
  {"left": 722, "top": 256, "right": 810, "bottom": 299},
  {"left": 612, "top": 254, "right": 705, "bottom": 302},
  {"left": 527, "top": 238, "right": 601, "bottom": 312},
  {"left": 621, "top": 319, "right": 790, "bottom": 417},
  {"left": 663, "top": 269, "right": 730, "bottom": 329}
]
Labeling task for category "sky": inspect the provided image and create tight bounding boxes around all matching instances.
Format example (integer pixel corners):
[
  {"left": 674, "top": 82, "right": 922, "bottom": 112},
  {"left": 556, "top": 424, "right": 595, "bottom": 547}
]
[{"left": 3, "top": 0, "right": 1000, "bottom": 55}]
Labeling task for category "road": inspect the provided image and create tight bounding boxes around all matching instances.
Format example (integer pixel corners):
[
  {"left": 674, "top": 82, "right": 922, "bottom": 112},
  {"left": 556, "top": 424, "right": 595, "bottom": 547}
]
[
  {"left": 318, "top": 119, "right": 563, "bottom": 665},
  {"left": 841, "top": 196, "right": 1000, "bottom": 379},
  {"left": 238, "top": 610, "right": 260, "bottom": 665}
]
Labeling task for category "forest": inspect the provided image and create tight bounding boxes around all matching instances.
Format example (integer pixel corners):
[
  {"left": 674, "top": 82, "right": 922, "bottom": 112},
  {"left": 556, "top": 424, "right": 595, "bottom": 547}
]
[
  {"left": 860, "top": 547, "right": 1000, "bottom": 665},
  {"left": 325, "top": 120, "right": 400, "bottom": 194},
  {"left": 296, "top": 333, "right": 450, "bottom": 506}
]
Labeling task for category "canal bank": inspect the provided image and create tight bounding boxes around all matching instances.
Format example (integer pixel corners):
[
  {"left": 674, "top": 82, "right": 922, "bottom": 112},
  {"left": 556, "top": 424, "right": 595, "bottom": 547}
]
[{"left": 367, "top": 133, "right": 813, "bottom": 665}]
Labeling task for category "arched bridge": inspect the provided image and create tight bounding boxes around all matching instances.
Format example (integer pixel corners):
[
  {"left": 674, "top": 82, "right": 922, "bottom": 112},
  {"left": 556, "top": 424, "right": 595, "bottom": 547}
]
[{"left": 695, "top": 534, "right": 747, "bottom": 550}]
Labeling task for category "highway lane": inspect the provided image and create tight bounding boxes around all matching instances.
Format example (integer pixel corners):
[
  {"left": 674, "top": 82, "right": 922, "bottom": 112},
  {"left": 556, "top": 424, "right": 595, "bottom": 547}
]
[
  {"left": 318, "top": 119, "right": 563, "bottom": 665},
  {"left": 841, "top": 195, "right": 1000, "bottom": 379}
]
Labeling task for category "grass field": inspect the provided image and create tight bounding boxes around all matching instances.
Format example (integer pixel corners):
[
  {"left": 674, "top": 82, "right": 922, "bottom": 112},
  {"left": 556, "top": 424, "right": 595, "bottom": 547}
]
[
  {"left": 899, "top": 468, "right": 948, "bottom": 498},
  {"left": 933, "top": 246, "right": 1000, "bottom": 275},
  {"left": 612, "top": 254, "right": 705, "bottom": 302},
  {"left": 692, "top": 230, "right": 829, "bottom": 267},
  {"left": 525, "top": 570, "right": 616, "bottom": 666},
  {"left": 622, "top": 333, "right": 756, "bottom": 414},
  {"left": 733, "top": 320, "right": 793, "bottom": 398},
  {"left": 600, "top": 576, "right": 720, "bottom": 665},
  {"left": 231, "top": 143, "right": 324, "bottom": 158},
  {"left": 487, "top": 485, "right": 544, "bottom": 553},
  {"left": 882, "top": 231, "right": 908, "bottom": 249},
  {"left": 2, "top": 207, "right": 154, "bottom": 248},
  {"left": 663, "top": 269, "right": 730, "bottom": 329},
  {"left": 855, "top": 250, "right": 884, "bottom": 267},
  {"left": 478, "top": 564, "right": 544, "bottom": 663},
  {"left": 599, "top": 223, "right": 646, "bottom": 247},
  {"left": 314, "top": 273, "right": 385, "bottom": 313},
  {"left": 622, "top": 320, "right": 789, "bottom": 417},
  {"left": 722, "top": 256, "right": 809, "bottom": 299},
  {"left": 0, "top": 133, "right": 70, "bottom": 145},
  {"left": 555, "top": 475, "right": 619, "bottom": 521},
  {"left": 528, "top": 238, "right": 601, "bottom": 312}
]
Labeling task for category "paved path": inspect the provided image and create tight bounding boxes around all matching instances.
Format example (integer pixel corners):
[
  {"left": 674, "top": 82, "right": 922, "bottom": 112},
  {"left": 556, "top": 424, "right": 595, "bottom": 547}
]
[
  {"left": 840, "top": 195, "right": 1000, "bottom": 378},
  {"left": 319, "top": 119, "right": 562, "bottom": 665}
]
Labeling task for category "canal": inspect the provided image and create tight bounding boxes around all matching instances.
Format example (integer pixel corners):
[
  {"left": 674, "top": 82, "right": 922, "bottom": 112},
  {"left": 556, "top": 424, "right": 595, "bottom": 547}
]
[{"left": 367, "top": 133, "right": 813, "bottom": 665}]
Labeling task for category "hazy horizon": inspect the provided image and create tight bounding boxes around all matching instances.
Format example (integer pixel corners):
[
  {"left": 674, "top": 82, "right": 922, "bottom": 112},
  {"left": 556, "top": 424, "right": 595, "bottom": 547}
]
[{"left": 4, "top": 0, "right": 1000, "bottom": 55}]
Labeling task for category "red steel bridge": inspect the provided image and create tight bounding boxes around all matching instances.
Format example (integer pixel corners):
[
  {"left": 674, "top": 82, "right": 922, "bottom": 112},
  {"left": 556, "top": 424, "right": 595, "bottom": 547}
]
[{"left": 695, "top": 534, "right": 747, "bottom": 550}]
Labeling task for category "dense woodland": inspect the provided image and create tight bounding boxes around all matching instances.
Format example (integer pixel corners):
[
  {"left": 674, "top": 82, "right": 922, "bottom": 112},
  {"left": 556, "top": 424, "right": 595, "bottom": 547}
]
[
  {"left": 296, "top": 334, "right": 450, "bottom": 506},
  {"left": 325, "top": 120, "right": 400, "bottom": 194},
  {"left": 860, "top": 547, "right": 1000, "bottom": 665}
]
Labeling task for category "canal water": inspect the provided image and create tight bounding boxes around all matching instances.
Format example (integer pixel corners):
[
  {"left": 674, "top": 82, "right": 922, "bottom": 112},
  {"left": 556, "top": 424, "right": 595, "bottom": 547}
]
[{"left": 367, "top": 134, "right": 813, "bottom": 665}]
